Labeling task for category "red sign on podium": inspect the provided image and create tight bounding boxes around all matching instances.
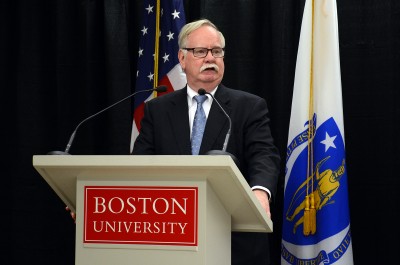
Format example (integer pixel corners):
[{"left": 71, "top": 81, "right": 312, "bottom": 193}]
[{"left": 83, "top": 186, "right": 198, "bottom": 246}]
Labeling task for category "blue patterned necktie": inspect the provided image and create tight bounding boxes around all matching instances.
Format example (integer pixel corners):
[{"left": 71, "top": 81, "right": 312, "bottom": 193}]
[{"left": 191, "top": 95, "right": 207, "bottom": 155}]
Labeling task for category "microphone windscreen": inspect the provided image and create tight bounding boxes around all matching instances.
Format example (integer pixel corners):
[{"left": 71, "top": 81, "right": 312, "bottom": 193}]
[{"left": 198, "top": 88, "right": 206, "bottom": 95}]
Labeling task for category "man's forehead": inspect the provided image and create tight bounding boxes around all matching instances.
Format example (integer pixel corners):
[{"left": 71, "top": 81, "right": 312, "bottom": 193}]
[{"left": 187, "top": 27, "right": 221, "bottom": 45}]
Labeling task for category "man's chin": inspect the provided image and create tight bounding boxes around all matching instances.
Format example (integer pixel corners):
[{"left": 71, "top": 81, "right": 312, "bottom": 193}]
[{"left": 200, "top": 77, "right": 219, "bottom": 84}]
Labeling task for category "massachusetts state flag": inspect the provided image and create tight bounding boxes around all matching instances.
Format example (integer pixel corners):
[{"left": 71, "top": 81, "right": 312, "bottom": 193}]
[
  {"left": 281, "top": 0, "right": 354, "bottom": 264},
  {"left": 131, "top": 0, "right": 186, "bottom": 151}
]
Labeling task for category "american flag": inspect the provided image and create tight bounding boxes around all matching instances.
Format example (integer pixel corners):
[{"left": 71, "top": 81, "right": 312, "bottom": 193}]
[{"left": 130, "top": 0, "right": 186, "bottom": 151}]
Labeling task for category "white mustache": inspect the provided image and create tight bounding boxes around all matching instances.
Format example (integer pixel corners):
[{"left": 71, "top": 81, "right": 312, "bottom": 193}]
[{"left": 200, "top": 63, "right": 219, "bottom": 73}]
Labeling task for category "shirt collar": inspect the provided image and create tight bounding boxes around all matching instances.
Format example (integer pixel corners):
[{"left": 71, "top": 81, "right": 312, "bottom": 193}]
[{"left": 187, "top": 85, "right": 218, "bottom": 100}]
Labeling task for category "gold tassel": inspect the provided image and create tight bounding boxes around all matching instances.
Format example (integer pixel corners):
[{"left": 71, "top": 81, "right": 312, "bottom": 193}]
[
  {"left": 310, "top": 193, "right": 316, "bottom": 235},
  {"left": 303, "top": 195, "right": 310, "bottom": 236}
]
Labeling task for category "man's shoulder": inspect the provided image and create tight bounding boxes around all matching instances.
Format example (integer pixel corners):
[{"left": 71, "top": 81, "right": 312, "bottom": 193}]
[
  {"left": 145, "top": 87, "right": 187, "bottom": 111},
  {"left": 150, "top": 87, "right": 186, "bottom": 101}
]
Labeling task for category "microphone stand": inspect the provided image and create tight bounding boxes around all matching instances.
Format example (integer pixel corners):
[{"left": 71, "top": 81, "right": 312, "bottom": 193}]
[
  {"left": 198, "top": 88, "right": 239, "bottom": 166},
  {"left": 48, "top": 86, "right": 167, "bottom": 155}
]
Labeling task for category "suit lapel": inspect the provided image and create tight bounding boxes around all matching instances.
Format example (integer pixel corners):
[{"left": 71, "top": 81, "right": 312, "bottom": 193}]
[
  {"left": 169, "top": 88, "right": 192, "bottom": 154},
  {"left": 200, "top": 85, "right": 231, "bottom": 154}
]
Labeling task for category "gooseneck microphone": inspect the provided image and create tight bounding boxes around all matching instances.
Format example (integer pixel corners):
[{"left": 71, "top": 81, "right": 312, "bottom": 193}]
[
  {"left": 198, "top": 88, "right": 239, "bottom": 166},
  {"left": 48, "top": 85, "right": 167, "bottom": 155}
]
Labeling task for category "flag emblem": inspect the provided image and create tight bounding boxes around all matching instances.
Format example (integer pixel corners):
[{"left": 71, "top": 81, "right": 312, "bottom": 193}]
[{"left": 284, "top": 115, "right": 349, "bottom": 238}]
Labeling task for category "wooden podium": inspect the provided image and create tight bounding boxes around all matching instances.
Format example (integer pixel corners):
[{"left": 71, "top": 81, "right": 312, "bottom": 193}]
[{"left": 33, "top": 155, "right": 272, "bottom": 265}]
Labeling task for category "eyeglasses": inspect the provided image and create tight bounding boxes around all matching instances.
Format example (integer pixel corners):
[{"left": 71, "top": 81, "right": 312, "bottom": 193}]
[{"left": 182, "top": 47, "right": 225, "bottom": 58}]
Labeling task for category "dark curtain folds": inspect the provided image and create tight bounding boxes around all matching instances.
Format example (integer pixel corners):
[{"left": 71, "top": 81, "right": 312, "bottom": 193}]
[{"left": 2, "top": 0, "right": 399, "bottom": 264}]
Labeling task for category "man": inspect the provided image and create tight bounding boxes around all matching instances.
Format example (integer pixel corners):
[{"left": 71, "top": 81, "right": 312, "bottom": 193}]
[{"left": 132, "top": 19, "right": 280, "bottom": 265}]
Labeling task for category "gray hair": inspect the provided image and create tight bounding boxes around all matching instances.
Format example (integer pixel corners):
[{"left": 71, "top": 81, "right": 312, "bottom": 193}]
[{"left": 178, "top": 19, "right": 225, "bottom": 49}]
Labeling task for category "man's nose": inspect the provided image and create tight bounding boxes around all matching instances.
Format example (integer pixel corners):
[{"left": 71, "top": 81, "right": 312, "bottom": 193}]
[{"left": 204, "top": 50, "right": 215, "bottom": 61}]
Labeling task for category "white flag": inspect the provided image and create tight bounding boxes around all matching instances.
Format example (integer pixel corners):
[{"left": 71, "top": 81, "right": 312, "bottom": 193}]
[{"left": 281, "top": 0, "right": 354, "bottom": 264}]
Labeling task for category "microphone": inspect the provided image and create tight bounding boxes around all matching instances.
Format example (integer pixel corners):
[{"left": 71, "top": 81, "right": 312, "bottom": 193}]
[
  {"left": 198, "top": 88, "right": 239, "bottom": 166},
  {"left": 48, "top": 85, "right": 167, "bottom": 155}
]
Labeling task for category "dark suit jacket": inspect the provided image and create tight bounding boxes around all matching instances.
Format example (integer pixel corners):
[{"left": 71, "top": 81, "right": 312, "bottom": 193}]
[
  {"left": 132, "top": 84, "right": 280, "bottom": 198},
  {"left": 132, "top": 84, "right": 280, "bottom": 265}
]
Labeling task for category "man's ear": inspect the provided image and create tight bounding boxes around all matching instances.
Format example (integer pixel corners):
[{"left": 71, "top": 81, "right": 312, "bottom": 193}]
[{"left": 178, "top": 49, "right": 185, "bottom": 69}]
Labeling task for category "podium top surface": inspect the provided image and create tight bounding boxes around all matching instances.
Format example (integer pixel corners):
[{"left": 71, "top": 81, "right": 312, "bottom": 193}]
[{"left": 33, "top": 155, "right": 272, "bottom": 232}]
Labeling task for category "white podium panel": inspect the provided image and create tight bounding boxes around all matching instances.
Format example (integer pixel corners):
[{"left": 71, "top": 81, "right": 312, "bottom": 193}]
[{"left": 33, "top": 155, "right": 272, "bottom": 265}]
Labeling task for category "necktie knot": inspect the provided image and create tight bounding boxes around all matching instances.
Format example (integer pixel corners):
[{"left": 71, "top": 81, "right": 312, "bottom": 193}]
[{"left": 194, "top": 95, "right": 207, "bottom": 105}]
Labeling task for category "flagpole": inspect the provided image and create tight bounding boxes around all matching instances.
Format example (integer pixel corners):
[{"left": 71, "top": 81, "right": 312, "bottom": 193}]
[
  {"left": 153, "top": 0, "right": 161, "bottom": 97},
  {"left": 305, "top": 0, "right": 317, "bottom": 236}
]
